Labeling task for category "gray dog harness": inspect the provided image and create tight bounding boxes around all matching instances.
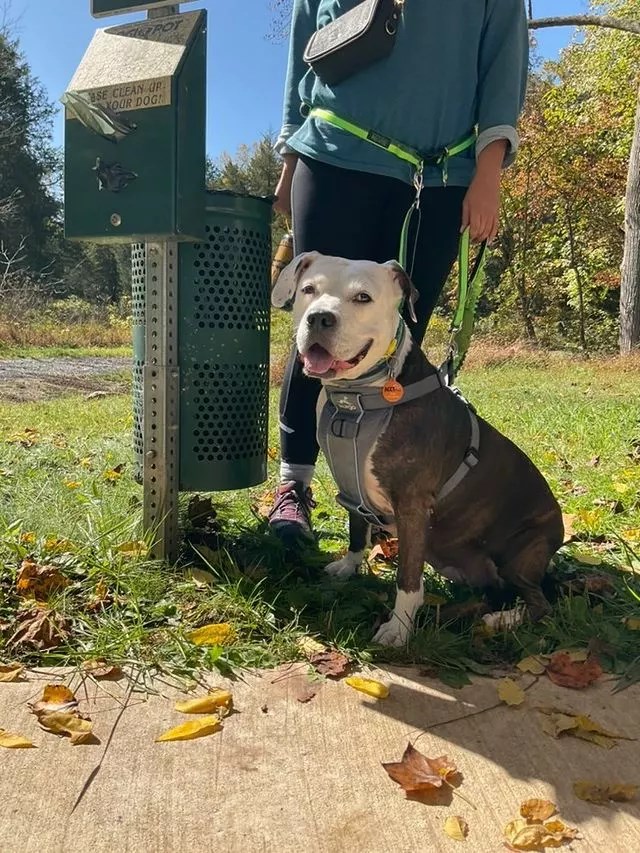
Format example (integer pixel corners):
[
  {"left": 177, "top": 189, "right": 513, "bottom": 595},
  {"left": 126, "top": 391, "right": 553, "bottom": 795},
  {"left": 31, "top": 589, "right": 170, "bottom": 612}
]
[{"left": 318, "top": 367, "right": 480, "bottom": 530}]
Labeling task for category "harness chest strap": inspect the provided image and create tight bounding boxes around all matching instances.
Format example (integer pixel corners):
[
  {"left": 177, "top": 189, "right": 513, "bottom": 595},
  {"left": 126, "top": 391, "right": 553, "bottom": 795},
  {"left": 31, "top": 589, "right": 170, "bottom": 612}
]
[{"left": 318, "top": 372, "right": 480, "bottom": 529}]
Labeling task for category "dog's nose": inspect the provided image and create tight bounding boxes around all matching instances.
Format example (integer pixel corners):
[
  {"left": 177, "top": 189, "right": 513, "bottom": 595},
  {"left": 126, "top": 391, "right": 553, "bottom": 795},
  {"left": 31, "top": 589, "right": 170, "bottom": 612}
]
[{"left": 306, "top": 310, "right": 337, "bottom": 330}]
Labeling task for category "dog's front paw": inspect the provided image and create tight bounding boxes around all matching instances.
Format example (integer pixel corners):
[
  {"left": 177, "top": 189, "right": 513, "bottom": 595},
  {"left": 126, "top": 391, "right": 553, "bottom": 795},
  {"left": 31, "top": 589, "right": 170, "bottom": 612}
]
[
  {"left": 325, "top": 550, "right": 363, "bottom": 579},
  {"left": 373, "top": 613, "right": 410, "bottom": 647}
]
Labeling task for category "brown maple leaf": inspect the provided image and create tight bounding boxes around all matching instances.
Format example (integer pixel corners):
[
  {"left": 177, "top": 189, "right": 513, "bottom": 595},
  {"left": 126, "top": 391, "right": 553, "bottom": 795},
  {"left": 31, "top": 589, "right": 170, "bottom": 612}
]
[
  {"left": 382, "top": 743, "right": 458, "bottom": 795},
  {"left": 546, "top": 652, "right": 603, "bottom": 689},
  {"left": 7, "top": 605, "right": 71, "bottom": 650},
  {"left": 16, "top": 559, "right": 69, "bottom": 600},
  {"left": 309, "top": 650, "right": 350, "bottom": 678}
]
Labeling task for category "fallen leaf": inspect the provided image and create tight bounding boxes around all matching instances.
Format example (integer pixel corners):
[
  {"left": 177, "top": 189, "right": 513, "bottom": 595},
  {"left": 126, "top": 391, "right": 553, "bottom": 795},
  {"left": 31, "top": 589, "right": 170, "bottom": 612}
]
[
  {"left": 103, "top": 464, "right": 124, "bottom": 482},
  {"left": 309, "top": 649, "right": 350, "bottom": 678},
  {"left": 296, "top": 636, "right": 327, "bottom": 657},
  {"left": 253, "top": 490, "right": 274, "bottom": 518},
  {"left": 538, "top": 707, "right": 634, "bottom": 747},
  {"left": 517, "top": 656, "right": 548, "bottom": 676},
  {"left": 572, "top": 551, "right": 602, "bottom": 567},
  {"left": 19, "top": 531, "right": 36, "bottom": 545},
  {"left": 554, "top": 648, "right": 589, "bottom": 662},
  {"left": 624, "top": 617, "right": 640, "bottom": 631},
  {"left": 64, "top": 480, "right": 82, "bottom": 489},
  {"left": 573, "top": 781, "right": 638, "bottom": 805},
  {"left": 0, "top": 663, "right": 25, "bottom": 682},
  {"left": 81, "top": 659, "right": 123, "bottom": 679},
  {"left": 587, "top": 455, "right": 601, "bottom": 468},
  {"left": 296, "top": 686, "right": 317, "bottom": 704},
  {"left": 345, "top": 676, "right": 390, "bottom": 699},
  {"left": 155, "top": 715, "right": 222, "bottom": 742},
  {"left": 86, "top": 579, "right": 112, "bottom": 612},
  {"left": 43, "top": 536, "right": 74, "bottom": 554},
  {"left": 498, "top": 678, "right": 526, "bottom": 707},
  {"left": 0, "top": 728, "right": 36, "bottom": 749},
  {"left": 185, "top": 567, "right": 215, "bottom": 587},
  {"left": 504, "top": 817, "right": 578, "bottom": 850},
  {"left": 444, "top": 815, "right": 468, "bottom": 841},
  {"left": 36, "top": 711, "right": 97, "bottom": 745},
  {"left": 582, "top": 575, "right": 615, "bottom": 595},
  {"left": 520, "top": 798, "right": 557, "bottom": 821},
  {"left": 6, "top": 427, "right": 39, "bottom": 447},
  {"left": 16, "top": 559, "right": 69, "bottom": 600},
  {"left": 187, "top": 623, "right": 235, "bottom": 646},
  {"left": 546, "top": 652, "right": 602, "bottom": 689},
  {"left": 174, "top": 689, "right": 232, "bottom": 714},
  {"left": 78, "top": 457, "right": 93, "bottom": 469},
  {"left": 373, "top": 537, "right": 399, "bottom": 561},
  {"left": 382, "top": 743, "right": 458, "bottom": 795},
  {"left": 8, "top": 605, "right": 70, "bottom": 650},
  {"left": 29, "top": 684, "right": 78, "bottom": 716},
  {"left": 115, "top": 540, "right": 149, "bottom": 558}
]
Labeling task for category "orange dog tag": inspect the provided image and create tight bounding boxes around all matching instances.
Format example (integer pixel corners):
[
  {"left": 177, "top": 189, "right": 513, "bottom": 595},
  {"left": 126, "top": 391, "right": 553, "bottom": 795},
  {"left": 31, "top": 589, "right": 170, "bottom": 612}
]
[{"left": 382, "top": 379, "right": 404, "bottom": 403}]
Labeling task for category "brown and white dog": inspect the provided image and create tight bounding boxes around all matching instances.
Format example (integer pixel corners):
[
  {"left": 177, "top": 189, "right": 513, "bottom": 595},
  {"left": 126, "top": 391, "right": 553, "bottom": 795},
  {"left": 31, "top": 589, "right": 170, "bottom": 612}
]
[{"left": 272, "top": 252, "right": 564, "bottom": 646}]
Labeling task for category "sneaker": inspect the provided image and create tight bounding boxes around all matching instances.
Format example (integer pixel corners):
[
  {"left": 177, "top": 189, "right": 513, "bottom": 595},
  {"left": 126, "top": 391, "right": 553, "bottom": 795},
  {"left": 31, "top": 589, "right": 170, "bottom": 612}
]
[{"left": 268, "top": 480, "right": 316, "bottom": 544}]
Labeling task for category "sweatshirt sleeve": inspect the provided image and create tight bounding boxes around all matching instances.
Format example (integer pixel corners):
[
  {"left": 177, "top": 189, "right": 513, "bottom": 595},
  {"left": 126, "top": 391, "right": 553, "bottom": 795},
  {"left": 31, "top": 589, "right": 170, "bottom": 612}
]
[
  {"left": 275, "top": 0, "right": 319, "bottom": 155},
  {"left": 475, "top": 0, "right": 529, "bottom": 168}
]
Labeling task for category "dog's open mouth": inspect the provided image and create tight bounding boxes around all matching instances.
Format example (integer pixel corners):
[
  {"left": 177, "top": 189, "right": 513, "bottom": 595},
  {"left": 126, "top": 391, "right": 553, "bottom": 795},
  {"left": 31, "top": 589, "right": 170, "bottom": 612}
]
[{"left": 301, "top": 341, "right": 373, "bottom": 377}]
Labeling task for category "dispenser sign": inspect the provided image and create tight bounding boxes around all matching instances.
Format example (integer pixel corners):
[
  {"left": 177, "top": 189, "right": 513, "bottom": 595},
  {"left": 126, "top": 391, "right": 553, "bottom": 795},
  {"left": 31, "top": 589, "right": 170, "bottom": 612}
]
[
  {"left": 67, "top": 77, "right": 171, "bottom": 117},
  {"left": 91, "top": 0, "right": 196, "bottom": 18}
]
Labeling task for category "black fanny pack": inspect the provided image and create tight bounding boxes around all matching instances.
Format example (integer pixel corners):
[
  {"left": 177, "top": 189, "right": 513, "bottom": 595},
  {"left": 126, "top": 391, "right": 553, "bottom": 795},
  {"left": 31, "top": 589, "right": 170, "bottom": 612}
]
[{"left": 303, "top": 0, "right": 402, "bottom": 87}]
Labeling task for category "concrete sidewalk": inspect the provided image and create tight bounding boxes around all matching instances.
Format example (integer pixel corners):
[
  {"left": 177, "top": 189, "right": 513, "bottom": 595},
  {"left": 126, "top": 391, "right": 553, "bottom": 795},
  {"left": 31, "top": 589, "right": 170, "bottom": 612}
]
[{"left": 1, "top": 666, "right": 639, "bottom": 852}]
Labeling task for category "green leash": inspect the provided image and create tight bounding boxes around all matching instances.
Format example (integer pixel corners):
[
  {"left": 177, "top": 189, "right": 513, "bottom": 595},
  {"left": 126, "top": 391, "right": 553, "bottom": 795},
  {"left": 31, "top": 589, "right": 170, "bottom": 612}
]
[{"left": 308, "top": 106, "right": 487, "bottom": 382}]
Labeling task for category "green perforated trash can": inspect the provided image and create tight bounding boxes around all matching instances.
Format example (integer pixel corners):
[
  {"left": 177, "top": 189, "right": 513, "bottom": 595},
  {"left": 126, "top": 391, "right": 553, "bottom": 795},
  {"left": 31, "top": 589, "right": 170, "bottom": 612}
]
[{"left": 131, "top": 190, "right": 272, "bottom": 491}]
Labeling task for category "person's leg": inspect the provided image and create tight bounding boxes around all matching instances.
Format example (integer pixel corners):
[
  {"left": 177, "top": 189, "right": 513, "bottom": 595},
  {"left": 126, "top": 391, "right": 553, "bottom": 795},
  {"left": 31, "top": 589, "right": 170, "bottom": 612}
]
[{"left": 270, "top": 157, "right": 394, "bottom": 542}]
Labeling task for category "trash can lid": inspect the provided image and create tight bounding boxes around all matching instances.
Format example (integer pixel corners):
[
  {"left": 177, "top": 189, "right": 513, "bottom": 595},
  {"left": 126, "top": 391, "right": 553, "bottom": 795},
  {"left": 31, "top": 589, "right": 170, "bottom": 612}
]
[{"left": 206, "top": 189, "right": 274, "bottom": 206}]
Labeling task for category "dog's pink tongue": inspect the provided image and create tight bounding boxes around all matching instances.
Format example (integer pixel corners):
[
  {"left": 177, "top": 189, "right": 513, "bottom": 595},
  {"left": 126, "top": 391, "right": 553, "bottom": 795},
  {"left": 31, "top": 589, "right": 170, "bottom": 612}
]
[{"left": 303, "top": 344, "right": 335, "bottom": 375}]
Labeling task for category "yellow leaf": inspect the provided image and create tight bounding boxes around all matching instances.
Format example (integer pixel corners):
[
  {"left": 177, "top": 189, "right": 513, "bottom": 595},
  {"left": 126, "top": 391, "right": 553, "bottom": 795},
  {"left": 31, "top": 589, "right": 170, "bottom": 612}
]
[
  {"left": 296, "top": 636, "right": 327, "bottom": 657},
  {"left": 155, "top": 715, "right": 222, "bottom": 742},
  {"left": 29, "top": 684, "right": 78, "bottom": 715},
  {"left": 187, "top": 623, "right": 235, "bottom": 646},
  {"left": 344, "top": 676, "right": 390, "bottom": 699},
  {"left": 78, "top": 457, "right": 92, "bottom": 469},
  {"left": 520, "top": 798, "right": 557, "bottom": 822},
  {"left": 573, "top": 781, "right": 638, "bottom": 804},
  {"left": 103, "top": 468, "right": 123, "bottom": 482},
  {"left": 517, "top": 656, "right": 548, "bottom": 676},
  {"left": 43, "top": 536, "right": 74, "bottom": 554},
  {"left": 572, "top": 551, "right": 602, "bottom": 566},
  {"left": 37, "top": 711, "right": 97, "bottom": 745},
  {"left": 539, "top": 708, "right": 633, "bottom": 747},
  {"left": 0, "top": 663, "right": 25, "bottom": 683},
  {"left": 424, "top": 593, "right": 448, "bottom": 606},
  {"left": 624, "top": 617, "right": 640, "bottom": 631},
  {"left": 443, "top": 815, "right": 468, "bottom": 841},
  {"left": 504, "top": 817, "right": 578, "bottom": 850},
  {"left": 115, "top": 540, "right": 149, "bottom": 558},
  {"left": 0, "top": 728, "right": 36, "bottom": 749},
  {"left": 613, "top": 482, "right": 630, "bottom": 495},
  {"left": 175, "top": 689, "right": 233, "bottom": 714},
  {"left": 498, "top": 678, "right": 526, "bottom": 707},
  {"left": 185, "top": 567, "right": 215, "bottom": 587},
  {"left": 19, "top": 531, "right": 36, "bottom": 545},
  {"left": 64, "top": 480, "right": 81, "bottom": 490},
  {"left": 623, "top": 528, "right": 640, "bottom": 543}
]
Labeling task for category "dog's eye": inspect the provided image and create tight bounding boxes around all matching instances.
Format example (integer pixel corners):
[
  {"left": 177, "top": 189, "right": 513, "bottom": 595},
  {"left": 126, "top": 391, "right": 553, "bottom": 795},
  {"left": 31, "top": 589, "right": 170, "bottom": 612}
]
[
  {"left": 301, "top": 284, "right": 315, "bottom": 296},
  {"left": 353, "top": 292, "right": 372, "bottom": 303}
]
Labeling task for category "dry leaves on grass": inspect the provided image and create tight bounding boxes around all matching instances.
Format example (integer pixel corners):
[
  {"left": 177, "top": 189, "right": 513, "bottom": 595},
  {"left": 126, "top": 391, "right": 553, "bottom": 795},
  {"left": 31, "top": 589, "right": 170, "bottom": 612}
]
[
  {"left": 6, "top": 427, "right": 39, "bottom": 447},
  {"left": 81, "top": 659, "right": 123, "bottom": 680},
  {"left": 345, "top": 676, "right": 390, "bottom": 699},
  {"left": 504, "top": 817, "right": 578, "bottom": 850},
  {"left": 174, "top": 688, "right": 232, "bottom": 715},
  {"left": 156, "top": 716, "right": 222, "bottom": 743},
  {"left": 382, "top": 743, "right": 458, "bottom": 796},
  {"left": 443, "top": 815, "right": 468, "bottom": 841},
  {"left": 0, "top": 663, "right": 25, "bottom": 682},
  {"left": 16, "top": 559, "right": 69, "bottom": 600},
  {"left": 538, "top": 707, "right": 635, "bottom": 748},
  {"left": 369, "top": 537, "right": 399, "bottom": 562},
  {"left": 103, "top": 463, "right": 125, "bottom": 483},
  {"left": 7, "top": 605, "right": 71, "bottom": 650},
  {"left": 546, "top": 652, "right": 602, "bottom": 689},
  {"left": 517, "top": 656, "right": 548, "bottom": 676},
  {"left": 115, "top": 540, "right": 149, "bottom": 558},
  {"left": 309, "top": 649, "right": 351, "bottom": 678},
  {"left": 573, "top": 781, "right": 638, "bottom": 805},
  {"left": 0, "top": 728, "right": 36, "bottom": 749},
  {"left": 29, "top": 684, "right": 98, "bottom": 745},
  {"left": 498, "top": 678, "right": 526, "bottom": 707},
  {"left": 187, "top": 623, "right": 236, "bottom": 646}
]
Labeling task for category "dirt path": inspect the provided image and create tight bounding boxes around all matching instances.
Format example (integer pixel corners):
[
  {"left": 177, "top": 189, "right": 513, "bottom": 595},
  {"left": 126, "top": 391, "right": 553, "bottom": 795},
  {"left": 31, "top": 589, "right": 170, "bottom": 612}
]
[{"left": 0, "top": 357, "right": 131, "bottom": 402}]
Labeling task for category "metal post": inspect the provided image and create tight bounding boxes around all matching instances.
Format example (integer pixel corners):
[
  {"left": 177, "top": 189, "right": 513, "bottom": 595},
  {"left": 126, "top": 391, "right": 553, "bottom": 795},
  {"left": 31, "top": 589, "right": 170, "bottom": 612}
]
[
  {"left": 143, "top": 242, "right": 180, "bottom": 561},
  {"left": 148, "top": 4, "right": 179, "bottom": 17}
]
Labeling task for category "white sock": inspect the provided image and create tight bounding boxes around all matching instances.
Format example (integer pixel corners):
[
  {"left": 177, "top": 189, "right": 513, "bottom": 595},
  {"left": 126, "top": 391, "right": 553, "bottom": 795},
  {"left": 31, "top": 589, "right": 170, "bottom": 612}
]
[{"left": 280, "top": 463, "right": 315, "bottom": 487}]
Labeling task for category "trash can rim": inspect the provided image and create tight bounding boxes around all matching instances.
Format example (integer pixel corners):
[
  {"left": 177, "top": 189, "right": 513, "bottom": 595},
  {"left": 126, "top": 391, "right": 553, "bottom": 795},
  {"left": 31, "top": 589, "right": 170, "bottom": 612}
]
[{"left": 205, "top": 188, "right": 274, "bottom": 205}]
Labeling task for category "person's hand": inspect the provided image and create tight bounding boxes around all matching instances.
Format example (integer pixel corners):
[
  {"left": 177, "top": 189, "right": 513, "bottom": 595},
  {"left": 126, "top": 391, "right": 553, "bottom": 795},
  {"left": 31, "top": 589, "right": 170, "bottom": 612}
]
[
  {"left": 461, "top": 171, "right": 500, "bottom": 244},
  {"left": 273, "top": 154, "right": 298, "bottom": 218}
]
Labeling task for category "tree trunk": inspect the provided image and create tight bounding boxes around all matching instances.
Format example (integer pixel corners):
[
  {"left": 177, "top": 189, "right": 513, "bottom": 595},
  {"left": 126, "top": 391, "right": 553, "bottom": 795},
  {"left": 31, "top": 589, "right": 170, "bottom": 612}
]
[
  {"left": 565, "top": 204, "right": 587, "bottom": 351},
  {"left": 620, "top": 85, "right": 640, "bottom": 354}
]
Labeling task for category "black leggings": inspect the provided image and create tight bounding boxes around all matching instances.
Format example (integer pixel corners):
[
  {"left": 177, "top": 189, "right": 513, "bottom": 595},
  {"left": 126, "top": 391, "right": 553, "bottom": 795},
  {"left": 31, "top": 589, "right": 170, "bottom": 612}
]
[{"left": 280, "top": 155, "right": 466, "bottom": 468}]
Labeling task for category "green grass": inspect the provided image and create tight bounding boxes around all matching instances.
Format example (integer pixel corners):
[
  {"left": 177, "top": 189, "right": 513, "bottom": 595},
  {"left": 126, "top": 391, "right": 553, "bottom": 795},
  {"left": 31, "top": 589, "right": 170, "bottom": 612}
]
[
  {"left": 1, "top": 356, "right": 639, "bottom": 689},
  {"left": 0, "top": 345, "right": 132, "bottom": 360}
]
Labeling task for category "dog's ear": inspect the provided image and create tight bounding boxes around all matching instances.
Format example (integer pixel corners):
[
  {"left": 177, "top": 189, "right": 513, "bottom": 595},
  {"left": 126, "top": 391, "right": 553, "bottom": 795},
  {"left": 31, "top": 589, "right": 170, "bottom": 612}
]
[
  {"left": 383, "top": 260, "right": 419, "bottom": 323},
  {"left": 271, "top": 251, "right": 319, "bottom": 311}
]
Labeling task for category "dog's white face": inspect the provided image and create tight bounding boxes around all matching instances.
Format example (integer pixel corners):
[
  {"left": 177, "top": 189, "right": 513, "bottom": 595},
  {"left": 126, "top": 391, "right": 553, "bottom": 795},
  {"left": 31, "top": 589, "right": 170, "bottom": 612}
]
[{"left": 271, "top": 253, "right": 416, "bottom": 381}]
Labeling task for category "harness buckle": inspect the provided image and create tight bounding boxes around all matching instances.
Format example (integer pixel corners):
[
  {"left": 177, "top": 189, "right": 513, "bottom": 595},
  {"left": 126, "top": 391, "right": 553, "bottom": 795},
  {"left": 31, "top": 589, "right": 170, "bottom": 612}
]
[
  {"left": 463, "top": 446, "right": 480, "bottom": 468},
  {"left": 331, "top": 418, "right": 360, "bottom": 440}
]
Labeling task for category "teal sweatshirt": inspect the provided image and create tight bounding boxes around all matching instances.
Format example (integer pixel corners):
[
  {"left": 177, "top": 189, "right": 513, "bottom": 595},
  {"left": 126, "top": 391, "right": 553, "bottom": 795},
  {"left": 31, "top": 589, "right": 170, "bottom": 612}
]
[{"left": 276, "top": 0, "right": 529, "bottom": 187}]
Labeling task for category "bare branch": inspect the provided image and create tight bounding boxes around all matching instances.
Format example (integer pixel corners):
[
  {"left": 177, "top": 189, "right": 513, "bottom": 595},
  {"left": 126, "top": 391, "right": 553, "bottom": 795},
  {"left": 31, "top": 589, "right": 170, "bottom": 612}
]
[{"left": 529, "top": 16, "right": 640, "bottom": 36}]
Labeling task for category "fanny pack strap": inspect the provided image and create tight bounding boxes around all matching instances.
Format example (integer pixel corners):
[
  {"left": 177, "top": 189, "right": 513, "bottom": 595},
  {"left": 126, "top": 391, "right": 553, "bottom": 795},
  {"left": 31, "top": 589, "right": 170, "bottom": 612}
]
[{"left": 308, "top": 106, "right": 487, "bottom": 383}]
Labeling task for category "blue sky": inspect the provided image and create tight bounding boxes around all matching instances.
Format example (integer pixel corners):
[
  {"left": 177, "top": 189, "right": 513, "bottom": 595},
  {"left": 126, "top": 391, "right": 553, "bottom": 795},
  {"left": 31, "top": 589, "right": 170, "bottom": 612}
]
[{"left": 7, "top": 0, "right": 587, "bottom": 160}]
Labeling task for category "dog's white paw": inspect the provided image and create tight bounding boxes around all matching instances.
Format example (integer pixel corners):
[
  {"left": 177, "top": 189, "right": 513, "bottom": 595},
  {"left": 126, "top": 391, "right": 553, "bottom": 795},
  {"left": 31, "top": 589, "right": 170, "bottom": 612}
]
[
  {"left": 482, "top": 607, "right": 524, "bottom": 632},
  {"left": 373, "top": 585, "right": 424, "bottom": 647},
  {"left": 325, "top": 551, "right": 364, "bottom": 579},
  {"left": 373, "top": 613, "right": 410, "bottom": 647}
]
